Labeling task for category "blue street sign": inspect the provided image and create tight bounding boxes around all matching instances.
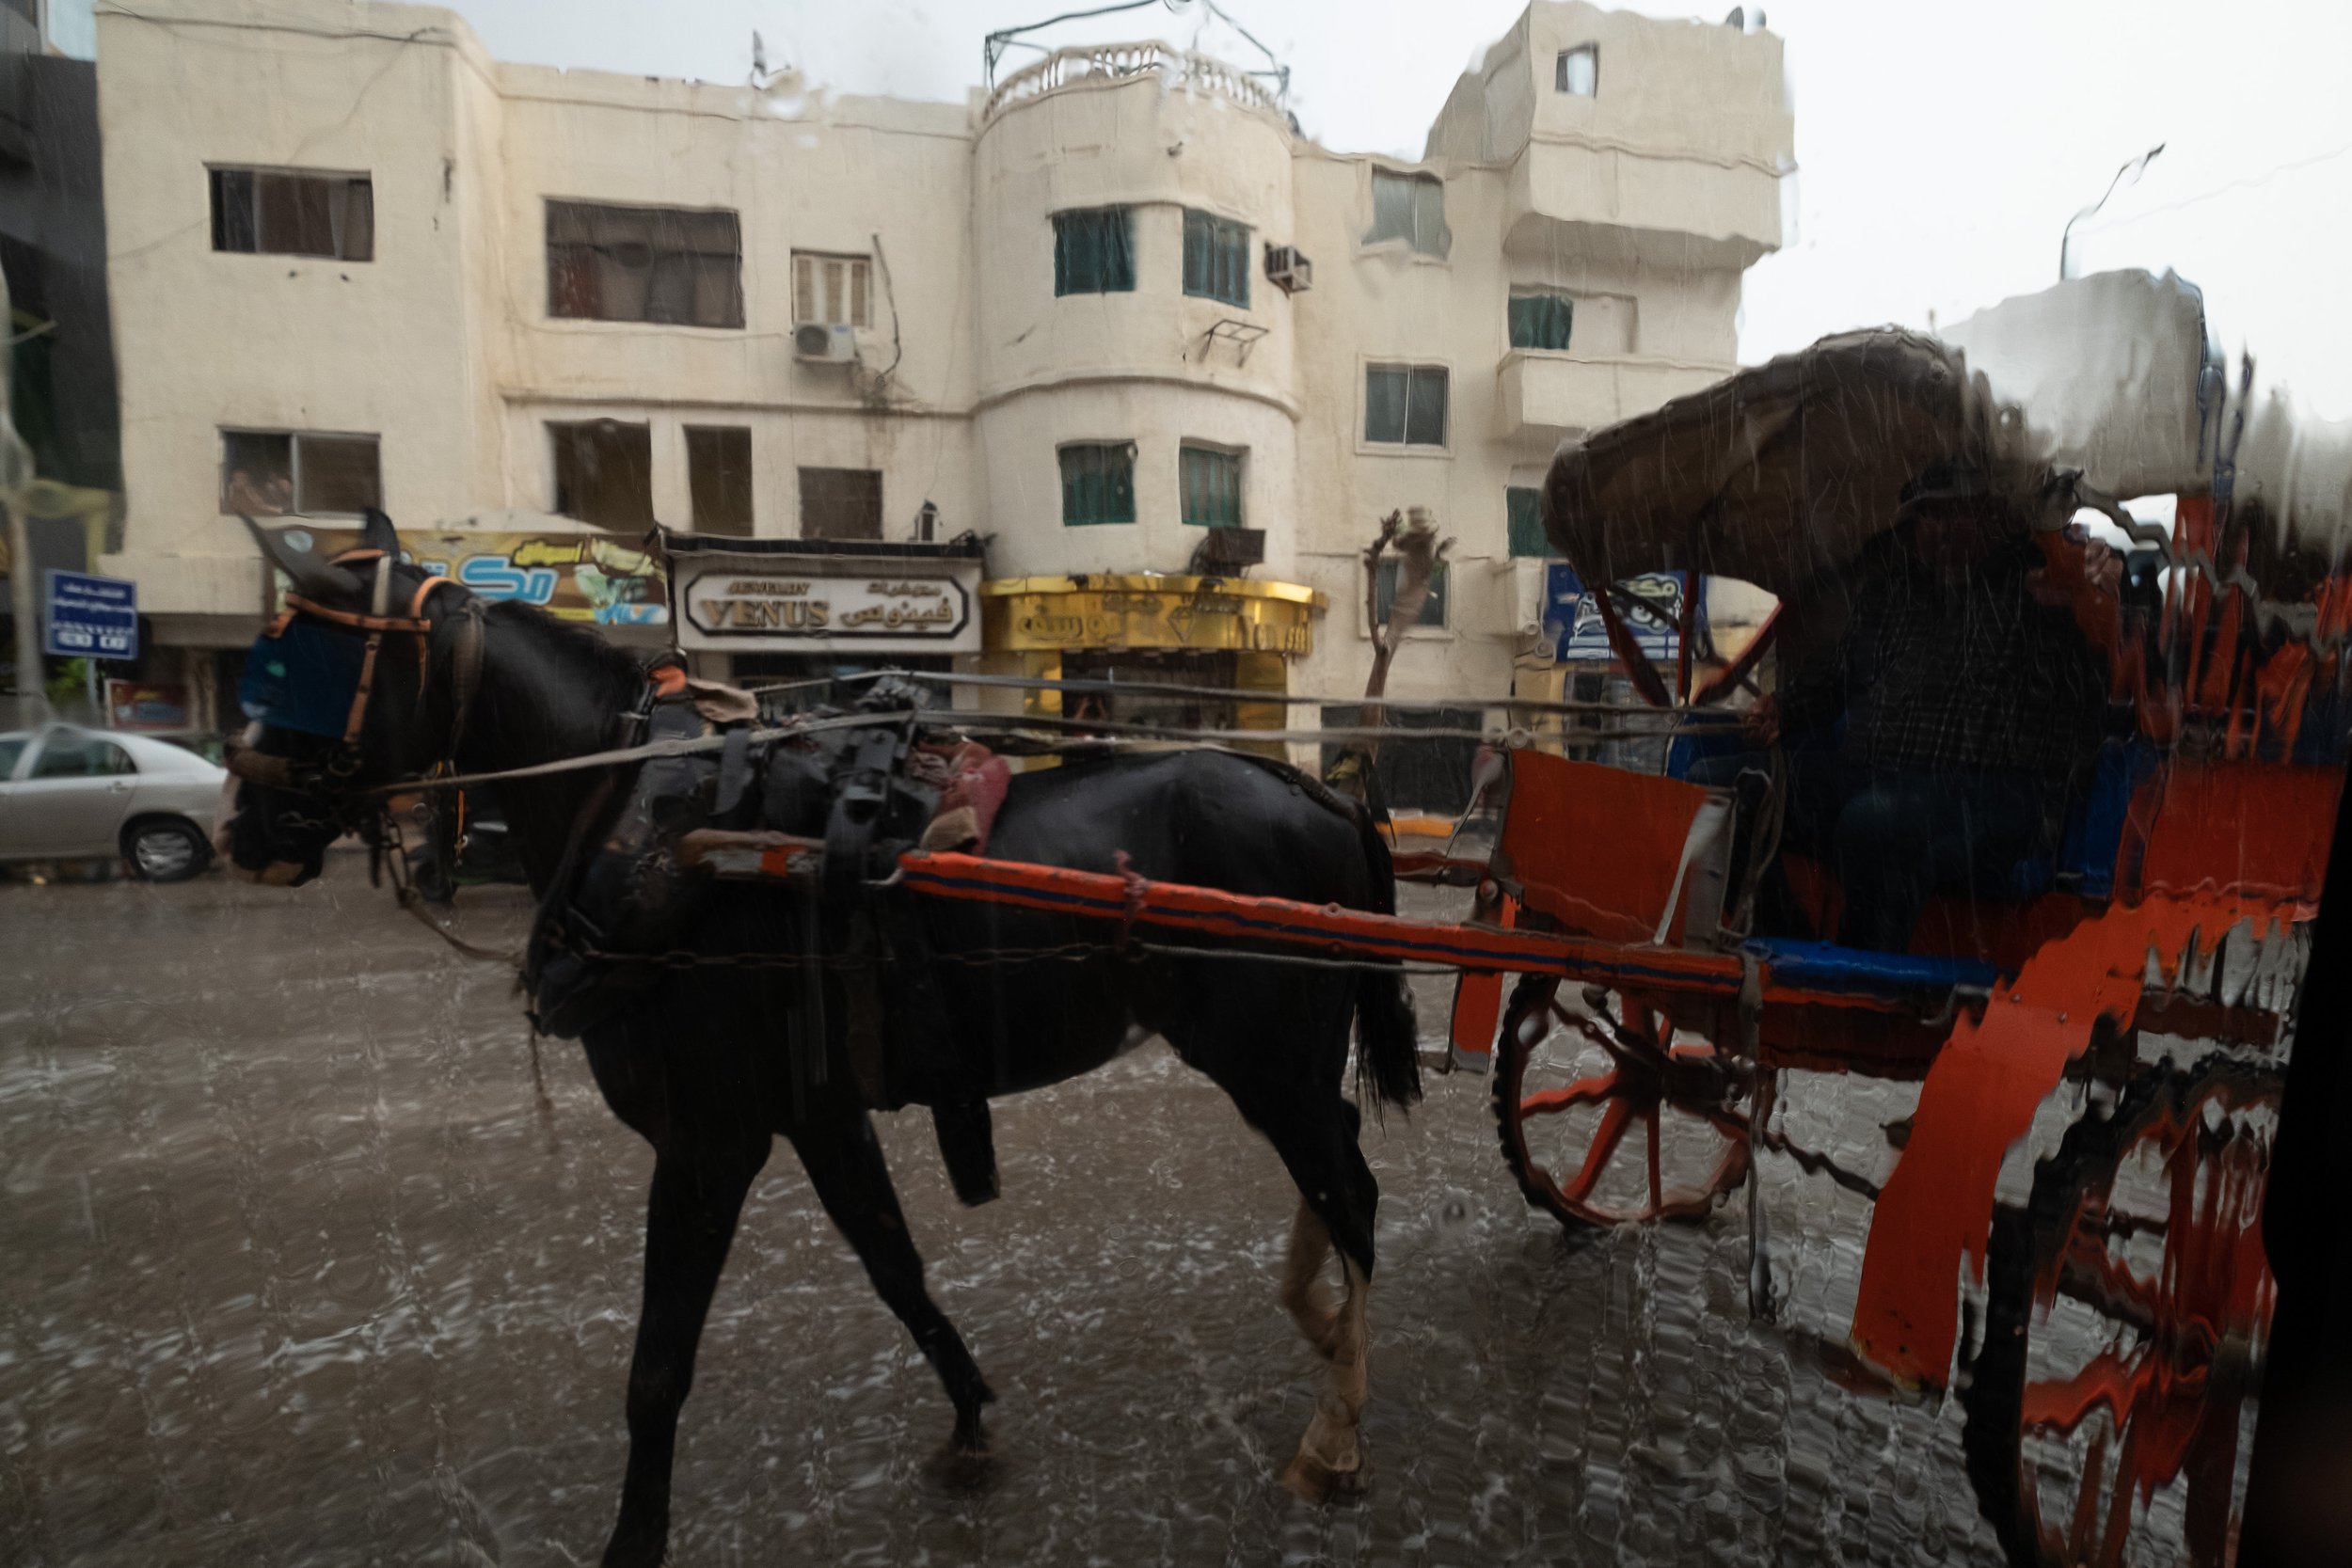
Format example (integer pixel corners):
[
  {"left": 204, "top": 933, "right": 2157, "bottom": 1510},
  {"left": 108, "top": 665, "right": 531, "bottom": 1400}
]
[{"left": 42, "top": 570, "right": 140, "bottom": 661}]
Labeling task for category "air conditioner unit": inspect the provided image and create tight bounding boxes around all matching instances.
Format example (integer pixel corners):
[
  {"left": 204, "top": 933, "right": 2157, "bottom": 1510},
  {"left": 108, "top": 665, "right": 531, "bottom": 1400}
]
[
  {"left": 793, "top": 323, "right": 857, "bottom": 362},
  {"left": 1264, "top": 244, "right": 1312, "bottom": 294}
]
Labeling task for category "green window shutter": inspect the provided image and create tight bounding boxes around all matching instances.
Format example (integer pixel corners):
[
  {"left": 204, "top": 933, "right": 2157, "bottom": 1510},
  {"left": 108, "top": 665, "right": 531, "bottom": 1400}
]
[
  {"left": 1508, "top": 293, "right": 1575, "bottom": 350},
  {"left": 1184, "top": 210, "right": 1211, "bottom": 297},
  {"left": 1404, "top": 365, "right": 1448, "bottom": 446},
  {"left": 1507, "top": 486, "right": 1552, "bottom": 557},
  {"left": 1365, "top": 365, "right": 1407, "bottom": 442},
  {"left": 1181, "top": 447, "right": 1242, "bottom": 527},
  {"left": 1060, "top": 443, "right": 1136, "bottom": 525},
  {"left": 1184, "top": 211, "right": 1250, "bottom": 307},
  {"left": 1055, "top": 209, "right": 1135, "bottom": 295}
]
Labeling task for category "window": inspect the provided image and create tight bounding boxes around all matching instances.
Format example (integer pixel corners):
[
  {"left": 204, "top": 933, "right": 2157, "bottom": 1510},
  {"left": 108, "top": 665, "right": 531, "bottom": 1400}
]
[
  {"left": 1183, "top": 210, "right": 1251, "bottom": 308},
  {"left": 1053, "top": 208, "right": 1135, "bottom": 295},
  {"left": 1508, "top": 293, "right": 1576, "bottom": 351},
  {"left": 1507, "top": 486, "right": 1554, "bottom": 557},
  {"left": 1363, "top": 363, "right": 1449, "bottom": 447},
  {"left": 219, "top": 430, "right": 381, "bottom": 515},
  {"left": 1363, "top": 169, "right": 1450, "bottom": 257},
  {"left": 1557, "top": 45, "right": 1599, "bottom": 96},
  {"left": 32, "top": 735, "right": 134, "bottom": 779},
  {"left": 1059, "top": 443, "right": 1136, "bottom": 526},
  {"left": 549, "top": 420, "right": 654, "bottom": 530},
  {"left": 799, "top": 467, "right": 883, "bottom": 541},
  {"left": 546, "top": 200, "right": 743, "bottom": 327},
  {"left": 687, "top": 426, "right": 755, "bottom": 536},
  {"left": 792, "top": 252, "right": 871, "bottom": 327},
  {"left": 209, "top": 167, "right": 373, "bottom": 261},
  {"left": 0, "top": 737, "right": 27, "bottom": 780},
  {"left": 1179, "top": 445, "right": 1244, "bottom": 528},
  {"left": 1375, "top": 557, "right": 1449, "bottom": 629}
]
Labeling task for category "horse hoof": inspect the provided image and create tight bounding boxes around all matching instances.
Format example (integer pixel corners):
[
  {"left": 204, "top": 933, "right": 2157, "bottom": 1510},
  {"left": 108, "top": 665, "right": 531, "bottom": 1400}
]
[
  {"left": 1279, "top": 1451, "right": 1364, "bottom": 1504},
  {"left": 928, "top": 1436, "right": 998, "bottom": 1495}
]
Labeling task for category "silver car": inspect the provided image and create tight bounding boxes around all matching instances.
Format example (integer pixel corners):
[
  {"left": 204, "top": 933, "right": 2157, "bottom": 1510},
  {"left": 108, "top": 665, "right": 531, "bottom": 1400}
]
[{"left": 0, "top": 723, "right": 227, "bottom": 881}]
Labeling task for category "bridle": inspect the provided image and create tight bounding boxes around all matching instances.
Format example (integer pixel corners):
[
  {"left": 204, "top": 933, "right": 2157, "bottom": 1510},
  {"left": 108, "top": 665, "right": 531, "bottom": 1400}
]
[{"left": 230, "top": 548, "right": 488, "bottom": 819}]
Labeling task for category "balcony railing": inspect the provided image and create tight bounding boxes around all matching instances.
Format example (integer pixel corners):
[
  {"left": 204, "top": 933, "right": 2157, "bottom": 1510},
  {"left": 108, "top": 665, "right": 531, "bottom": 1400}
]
[{"left": 983, "top": 43, "right": 1284, "bottom": 126}]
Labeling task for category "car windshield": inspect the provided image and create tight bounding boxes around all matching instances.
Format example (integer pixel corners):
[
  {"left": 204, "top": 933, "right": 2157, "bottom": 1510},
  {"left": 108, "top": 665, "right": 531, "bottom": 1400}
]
[{"left": 0, "top": 736, "right": 25, "bottom": 779}]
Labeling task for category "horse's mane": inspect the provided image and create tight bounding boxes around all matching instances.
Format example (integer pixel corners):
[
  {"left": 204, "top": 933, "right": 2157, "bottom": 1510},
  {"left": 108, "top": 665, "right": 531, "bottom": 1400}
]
[{"left": 475, "top": 598, "right": 646, "bottom": 759}]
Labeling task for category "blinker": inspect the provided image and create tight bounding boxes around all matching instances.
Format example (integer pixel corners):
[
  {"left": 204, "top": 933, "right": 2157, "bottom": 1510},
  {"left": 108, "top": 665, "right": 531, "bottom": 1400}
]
[{"left": 239, "top": 619, "right": 370, "bottom": 738}]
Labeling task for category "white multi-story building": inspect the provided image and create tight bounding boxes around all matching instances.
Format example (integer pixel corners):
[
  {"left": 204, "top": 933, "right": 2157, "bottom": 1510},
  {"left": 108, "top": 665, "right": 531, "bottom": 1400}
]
[{"left": 95, "top": 0, "right": 1789, "bottom": 776}]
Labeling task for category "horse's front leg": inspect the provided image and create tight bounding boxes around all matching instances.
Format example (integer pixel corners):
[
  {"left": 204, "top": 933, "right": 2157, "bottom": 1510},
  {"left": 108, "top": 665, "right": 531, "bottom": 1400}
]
[
  {"left": 603, "top": 1145, "right": 769, "bottom": 1568},
  {"left": 787, "top": 1088, "right": 995, "bottom": 1454}
]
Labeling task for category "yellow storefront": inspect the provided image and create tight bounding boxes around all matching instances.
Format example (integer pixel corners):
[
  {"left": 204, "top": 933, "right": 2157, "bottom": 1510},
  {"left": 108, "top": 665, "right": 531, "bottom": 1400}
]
[{"left": 980, "top": 576, "right": 1326, "bottom": 744}]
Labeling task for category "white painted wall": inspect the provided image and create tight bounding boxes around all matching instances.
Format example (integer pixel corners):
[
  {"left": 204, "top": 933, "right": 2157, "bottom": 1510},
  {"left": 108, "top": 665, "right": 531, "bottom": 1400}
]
[{"left": 97, "top": 0, "right": 1789, "bottom": 712}]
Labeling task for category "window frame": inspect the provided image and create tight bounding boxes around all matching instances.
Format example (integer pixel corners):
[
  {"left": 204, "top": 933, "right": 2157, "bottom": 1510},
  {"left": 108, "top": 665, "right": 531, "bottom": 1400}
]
[
  {"left": 797, "top": 466, "right": 885, "bottom": 542},
  {"left": 1359, "top": 361, "right": 1452, "bottom": 451},
  {"left": 1057, "top": 441, "right": 1138, "bottom": 527},
  {"left": 685, "top": 425, "right": 756, "bottom": 537},
  {"left": 1507, "top": 291, "right": 1577, "bottom": 352},
  {"left": 544, "top": 198, "right": 746, "bottom": 329},
  {"left": 1182, "top": 209, "right": 1252, "bottom": 309},
  {"left": 1178, "top": 442, "right": 1247, "bottom": 529},
  {"left": 217, "top": 428, "right": 383, "bottom": 517},
  {"left": 1361, "top": 167, "right": 1451, "bottom": 259},
  {"left": 791, "top": 250, "right": 873, "bottom": 328},
  {"left": 1052, "top": 207, "right": 1136, "bottom": 297},
  {"left": 1506, "top": 485, "right": 1555, "bottom": 558},
  {"left": 1557, "top": 44, "right": 1600, "bottom": 96},
  {"left": 547, "top": 418, "right": 657, "bottom": 531},
  {"left": 1373, "top": 556, "right": 1451, "bottom": 633},
  {"left": 208, "top": 166, "right": 375, "bottom": 261}
]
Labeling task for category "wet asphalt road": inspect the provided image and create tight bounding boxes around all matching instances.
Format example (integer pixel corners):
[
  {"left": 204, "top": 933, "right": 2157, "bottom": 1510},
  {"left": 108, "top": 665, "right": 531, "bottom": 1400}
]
[{"left": 0, "top": 866, "right": 2156, "bottom": 1567}]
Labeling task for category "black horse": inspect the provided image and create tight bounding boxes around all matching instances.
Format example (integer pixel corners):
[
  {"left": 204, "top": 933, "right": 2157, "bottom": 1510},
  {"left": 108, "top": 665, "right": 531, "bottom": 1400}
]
[{"left": 221, "top": 515, "right": 1422, "bottom": 1567}]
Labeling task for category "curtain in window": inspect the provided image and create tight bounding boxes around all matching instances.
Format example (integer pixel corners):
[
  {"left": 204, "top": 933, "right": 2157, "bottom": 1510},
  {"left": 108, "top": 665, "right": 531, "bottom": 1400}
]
[
  {"left": 1180, "top": 447, "right": 1243, "bottom": 527},
  {"left": 1054, "top": 209, "right": 1136, "bottom": 295},
  {"left": 1060, "top": 444, "right": 1136, "bottom": 525},
  {"left": 1508, "top": 293, "right": 1575, "bottom": 351},
  {"left": 1183, "top": 211, "right": 1250, "bottom": 308},
  {"left": 1364, "top": 365, "right": 1449, "bottom": 446},
  {"left": 1507, "top": 486, "right": 1554, "bottom": 557},
  {"left": 1363, "top": 170, "right": 1450, "bottom": 257},
  {"left": 547, "top": 202, "right": 744, "bottom": 326}
]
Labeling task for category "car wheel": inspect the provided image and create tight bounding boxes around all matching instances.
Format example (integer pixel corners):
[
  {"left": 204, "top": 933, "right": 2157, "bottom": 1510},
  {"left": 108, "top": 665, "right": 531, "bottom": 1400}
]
[{"left": 123, "top": 818, "right": 211, "bottom": 882}]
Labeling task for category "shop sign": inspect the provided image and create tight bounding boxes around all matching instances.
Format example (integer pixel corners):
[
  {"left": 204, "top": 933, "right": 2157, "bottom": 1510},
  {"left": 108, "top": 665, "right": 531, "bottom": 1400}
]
[
  {"left": 289, "top": 528, "right": 669, "bottom": 626},
  {"left": 105, "top": 680, "right": 192, "bottom": 731},
  {"left": 1542, "top": 565, "right": 1698, "bottom": 663},
  {"left": 675, "top": 562, "right": 981, "bottom": 655},
  {"left": 991, "top": 585, "right": 1318, "bottom": 657}
]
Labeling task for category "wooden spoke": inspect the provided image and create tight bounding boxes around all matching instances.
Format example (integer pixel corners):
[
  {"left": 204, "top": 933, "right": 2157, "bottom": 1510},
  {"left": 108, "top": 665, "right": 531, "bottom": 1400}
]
[
  {"left": 1564, "top": 1097, "right": 1635, "bottom": 1203},
  {"left": 1517, "top": 1071, "right": 1620, "bottom": 1120}
]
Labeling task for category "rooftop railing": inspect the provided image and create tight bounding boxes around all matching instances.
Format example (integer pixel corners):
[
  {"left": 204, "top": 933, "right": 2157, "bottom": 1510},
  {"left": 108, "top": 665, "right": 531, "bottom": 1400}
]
[{"left": 982, "top": 42, "right": 1284, "bottom": 126}]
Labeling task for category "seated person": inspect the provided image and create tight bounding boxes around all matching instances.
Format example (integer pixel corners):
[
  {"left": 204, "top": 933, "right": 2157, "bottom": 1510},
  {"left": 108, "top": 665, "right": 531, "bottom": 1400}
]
[{"left": 1696, "top": 463, "right": 2115, "bottom": 952}]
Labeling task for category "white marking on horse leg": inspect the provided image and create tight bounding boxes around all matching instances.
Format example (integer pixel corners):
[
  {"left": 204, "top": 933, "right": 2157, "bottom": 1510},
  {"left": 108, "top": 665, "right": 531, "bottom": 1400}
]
[
  {"left": 1281, "top": 1255, "right": 1371, "bottom": 1499},
  {"left": 1279, "top": 1197, "right": 1337, "bottom": 1356}
]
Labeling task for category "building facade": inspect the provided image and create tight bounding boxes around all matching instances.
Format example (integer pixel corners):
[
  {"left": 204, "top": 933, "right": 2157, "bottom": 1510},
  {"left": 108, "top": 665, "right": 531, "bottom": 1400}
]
[{"left": 94, "top": 0, "right": 1789, "bottom": 765}]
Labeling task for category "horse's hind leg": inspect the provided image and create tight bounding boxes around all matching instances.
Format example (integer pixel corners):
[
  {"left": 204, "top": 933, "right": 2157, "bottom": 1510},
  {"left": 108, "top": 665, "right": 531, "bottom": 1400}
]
[
  {"left": 604, "top": 1144, "right": 769, "bottom": 1568},
  {"left": 787, "top": 1091, "right": 994, "bottom": 1453}
]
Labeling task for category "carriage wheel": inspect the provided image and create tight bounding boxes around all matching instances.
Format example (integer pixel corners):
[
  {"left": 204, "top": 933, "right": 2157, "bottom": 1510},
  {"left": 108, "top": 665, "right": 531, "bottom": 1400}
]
[
  {"left": 1491, "top": 974, "right": 1753, "bottom": 1230},
  {"left": 1962, "top": 1057, "right": 2278, "bottom": 1568}
]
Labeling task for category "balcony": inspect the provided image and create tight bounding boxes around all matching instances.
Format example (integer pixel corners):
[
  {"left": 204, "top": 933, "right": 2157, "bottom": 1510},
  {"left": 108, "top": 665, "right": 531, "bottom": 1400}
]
[
  {"left": 981, "top": 43, "right": 1285, "bottom": 128},
  {"left": 1495, "top": 351, "right": 1734, "bottom": 438}
]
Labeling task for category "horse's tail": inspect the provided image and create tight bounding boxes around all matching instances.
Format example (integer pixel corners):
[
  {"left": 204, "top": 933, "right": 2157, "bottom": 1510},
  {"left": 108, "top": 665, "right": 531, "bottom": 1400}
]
[{"left": 1349, "top": 796, "right": 1424, "bottom": 1115}]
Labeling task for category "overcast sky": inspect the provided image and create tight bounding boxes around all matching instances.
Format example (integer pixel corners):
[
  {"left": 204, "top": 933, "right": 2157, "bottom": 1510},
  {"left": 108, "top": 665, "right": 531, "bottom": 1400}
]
[{"left": 88, "top": 0, "right": 2352, "bottom": 415}]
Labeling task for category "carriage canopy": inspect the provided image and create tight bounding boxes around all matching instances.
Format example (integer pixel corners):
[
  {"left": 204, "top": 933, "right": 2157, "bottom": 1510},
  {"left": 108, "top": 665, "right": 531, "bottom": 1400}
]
[{"left": 1542, "top": 269, "right": 2352, "bottom": 604}]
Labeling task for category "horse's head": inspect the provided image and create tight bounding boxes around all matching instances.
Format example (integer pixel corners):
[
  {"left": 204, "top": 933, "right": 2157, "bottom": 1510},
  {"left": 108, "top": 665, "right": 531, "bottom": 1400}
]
[{"left": 223, "top": 511, "right": 477, "bottom": 885}]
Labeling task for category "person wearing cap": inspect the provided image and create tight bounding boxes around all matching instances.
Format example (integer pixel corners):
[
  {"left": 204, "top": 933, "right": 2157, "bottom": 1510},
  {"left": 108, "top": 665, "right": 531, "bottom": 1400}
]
[{"left": 1717, "top": 462, "right": 2114, "bottom": 952}]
